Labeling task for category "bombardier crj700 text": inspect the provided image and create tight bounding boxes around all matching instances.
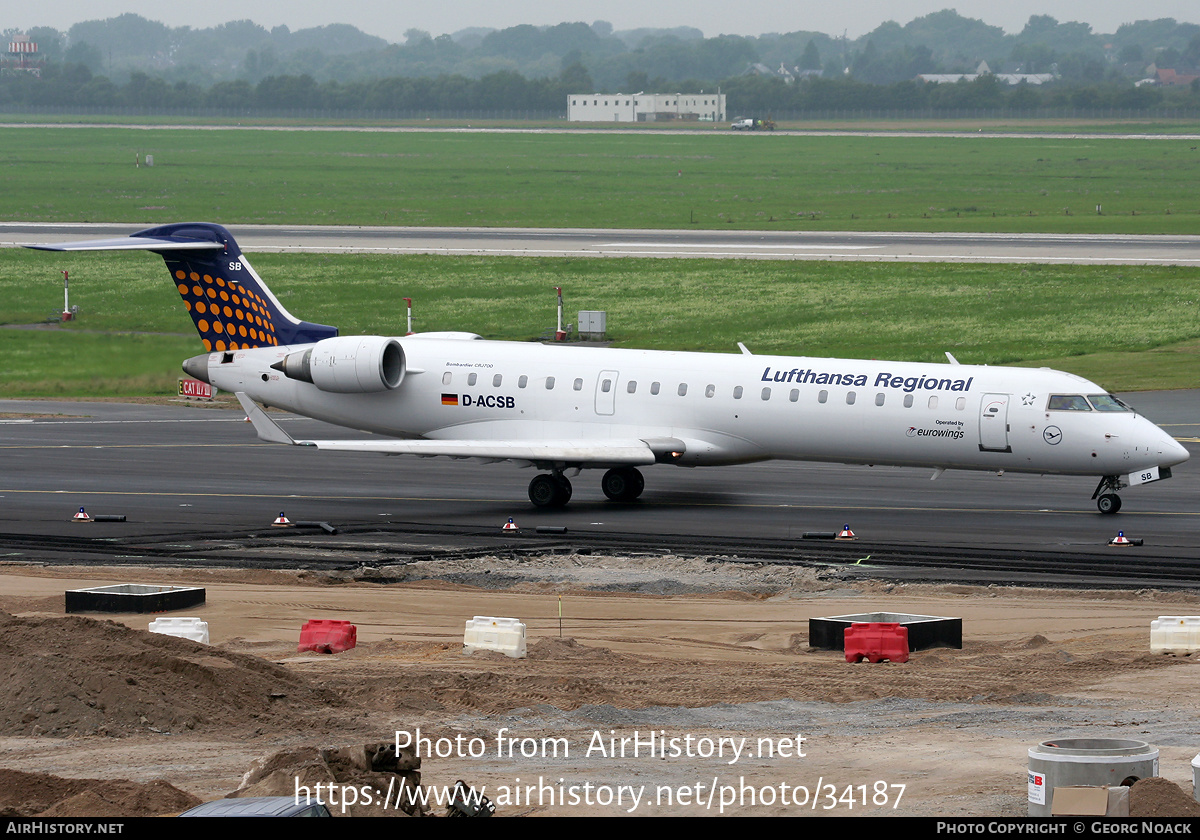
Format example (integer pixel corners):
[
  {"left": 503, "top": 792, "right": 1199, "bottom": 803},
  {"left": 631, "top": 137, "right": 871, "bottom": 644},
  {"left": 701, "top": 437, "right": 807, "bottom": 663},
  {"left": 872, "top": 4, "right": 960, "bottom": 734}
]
[{"left": 32, "top": 223, "right": 1189, "bottom": 512}]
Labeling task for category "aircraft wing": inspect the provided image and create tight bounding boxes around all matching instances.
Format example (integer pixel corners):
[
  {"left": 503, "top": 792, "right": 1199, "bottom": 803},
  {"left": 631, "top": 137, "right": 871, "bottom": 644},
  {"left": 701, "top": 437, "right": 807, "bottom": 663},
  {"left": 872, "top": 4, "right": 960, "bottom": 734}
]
[{"left": 236, "top": 393, "right": 659, "bottom": 466}]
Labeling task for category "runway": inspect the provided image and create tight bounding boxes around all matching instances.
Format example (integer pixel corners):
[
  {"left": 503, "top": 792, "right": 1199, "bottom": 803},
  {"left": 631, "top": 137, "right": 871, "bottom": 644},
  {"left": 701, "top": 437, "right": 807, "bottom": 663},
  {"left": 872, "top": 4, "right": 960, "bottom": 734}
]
[
  {"left": 2, "top": 393, "right": 1196, "bottom": 577},
  {"left": 4, "top": 222, "right": 1200, "bottom": 264}
]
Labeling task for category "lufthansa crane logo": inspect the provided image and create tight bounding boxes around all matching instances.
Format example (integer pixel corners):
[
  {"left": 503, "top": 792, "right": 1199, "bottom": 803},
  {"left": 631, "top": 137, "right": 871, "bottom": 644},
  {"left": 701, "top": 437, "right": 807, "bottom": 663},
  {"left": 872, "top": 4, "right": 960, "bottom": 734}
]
[{"left": 1043, "top": 426, "right": 1063, "bottom": 445}]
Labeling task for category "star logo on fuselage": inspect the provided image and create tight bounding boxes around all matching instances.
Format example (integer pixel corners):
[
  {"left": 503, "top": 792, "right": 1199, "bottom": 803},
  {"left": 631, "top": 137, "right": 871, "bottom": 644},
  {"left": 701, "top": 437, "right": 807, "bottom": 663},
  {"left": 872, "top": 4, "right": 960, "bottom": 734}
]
[{"left": 1021, "top": 393, "right": 1037, "bottom": 407}]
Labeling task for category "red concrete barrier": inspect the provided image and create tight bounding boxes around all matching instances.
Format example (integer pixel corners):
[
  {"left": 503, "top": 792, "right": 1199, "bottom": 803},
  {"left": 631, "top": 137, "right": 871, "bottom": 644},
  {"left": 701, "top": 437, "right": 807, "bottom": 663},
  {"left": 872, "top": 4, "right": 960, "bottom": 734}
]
[{"left": 844, "top": 622, "right": 909, "bottom": 663}]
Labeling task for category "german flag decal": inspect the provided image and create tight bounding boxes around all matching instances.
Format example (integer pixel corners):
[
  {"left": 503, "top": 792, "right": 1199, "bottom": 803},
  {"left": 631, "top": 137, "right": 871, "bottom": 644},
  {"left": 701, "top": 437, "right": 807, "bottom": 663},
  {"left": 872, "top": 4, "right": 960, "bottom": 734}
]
[{"left": 441, "top": 394, "right": 459, "bottom": 406}]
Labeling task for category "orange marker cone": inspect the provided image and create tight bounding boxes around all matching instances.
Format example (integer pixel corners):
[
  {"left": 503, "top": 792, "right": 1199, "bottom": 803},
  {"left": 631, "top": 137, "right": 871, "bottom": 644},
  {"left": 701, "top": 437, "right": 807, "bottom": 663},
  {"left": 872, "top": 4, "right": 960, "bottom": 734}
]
[
  {"left": 1109, "top": 531, "right": 1132, "bottom": 546},
  {"left": 836, "top": 523, "right": 856, "bottom": 540},
  {"left": 272, "top": 511, "right": 294, "bottom": 527},
  {"left": 72, "top": 507, "right": 92, "bottom": 523},
  {"left": 502, "top": 517, "right": 519, "bottom": 532}
]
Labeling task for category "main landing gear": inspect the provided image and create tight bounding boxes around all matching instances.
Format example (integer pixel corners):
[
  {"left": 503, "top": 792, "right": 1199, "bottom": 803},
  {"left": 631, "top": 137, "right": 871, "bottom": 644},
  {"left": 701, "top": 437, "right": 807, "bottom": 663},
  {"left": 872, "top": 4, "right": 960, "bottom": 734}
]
[
  {"left": 527, "top": 468, "right": 645, "bottom": 508},
  {"left": 1092, "top": 475, "right": 1125, "bottom": 515}
]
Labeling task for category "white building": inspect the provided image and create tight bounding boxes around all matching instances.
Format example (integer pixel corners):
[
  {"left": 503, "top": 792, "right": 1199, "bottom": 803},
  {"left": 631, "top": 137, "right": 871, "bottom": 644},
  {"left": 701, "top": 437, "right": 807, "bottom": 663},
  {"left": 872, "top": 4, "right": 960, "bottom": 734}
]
[{"left": 568, "top": 93, "right": 726, "bottom": 122}]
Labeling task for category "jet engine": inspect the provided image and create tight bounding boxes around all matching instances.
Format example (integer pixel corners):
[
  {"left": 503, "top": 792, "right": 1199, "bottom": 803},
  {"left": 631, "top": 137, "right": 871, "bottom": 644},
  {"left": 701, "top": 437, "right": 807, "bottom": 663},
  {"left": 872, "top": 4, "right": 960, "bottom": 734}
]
[{"left": 272, "top": 336, "right": 405, "bottom": 393}]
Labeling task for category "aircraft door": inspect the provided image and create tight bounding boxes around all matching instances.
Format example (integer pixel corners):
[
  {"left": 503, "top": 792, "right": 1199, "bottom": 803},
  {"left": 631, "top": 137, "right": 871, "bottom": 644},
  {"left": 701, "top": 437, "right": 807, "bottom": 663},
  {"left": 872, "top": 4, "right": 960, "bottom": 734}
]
[
  {"left": 978, "top": 393, "right": 1012, "bottom": 452},
  {"left": 595, "top": 370, "right": 618, "bottom": 416}
]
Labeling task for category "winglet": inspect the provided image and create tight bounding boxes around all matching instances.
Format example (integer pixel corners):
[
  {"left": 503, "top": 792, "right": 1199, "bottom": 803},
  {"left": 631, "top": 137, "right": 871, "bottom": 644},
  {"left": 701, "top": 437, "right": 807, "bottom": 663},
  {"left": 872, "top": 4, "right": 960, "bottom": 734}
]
[
  {"left": 737, "top": 342, "right": 753, "bottom": 356},
  {"left": 235, "top": 392, "right": 296, "bottom": 445},
  {"left": 945, "top": 352, "right": 960, "bottom": 365}
]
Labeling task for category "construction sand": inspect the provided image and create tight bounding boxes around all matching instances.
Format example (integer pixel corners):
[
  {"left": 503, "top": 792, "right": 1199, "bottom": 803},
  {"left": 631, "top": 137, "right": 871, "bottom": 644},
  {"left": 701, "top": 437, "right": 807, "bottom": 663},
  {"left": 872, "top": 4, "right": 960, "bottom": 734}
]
[{"left": 2, "top": 554, "right": 1199, "bottom": 817}]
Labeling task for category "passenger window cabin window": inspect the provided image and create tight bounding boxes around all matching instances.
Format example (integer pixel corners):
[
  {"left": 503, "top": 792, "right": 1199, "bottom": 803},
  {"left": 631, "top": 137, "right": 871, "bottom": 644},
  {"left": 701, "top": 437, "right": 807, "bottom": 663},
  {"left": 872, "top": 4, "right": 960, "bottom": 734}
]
[
  {"left": 601, "top": 379, "right": 612, "bottom": 393},
  {"left": 761, "top": 387, "right": 771, "bottom": 401},
  {"left": 493, "top": 374, "right": 502, "bottom": 387},
  {"left": 651, "top": 382, "right": 661, "bottom": 395},
  {"left": 442, "top": 372, "right": 452, "bottom": 385},
  {"left": 546, "top": 376, "right": 555, "bottom": 390},
  {"left": 789, "top": 389, "right": 799, "bottom": 402},
  {"left": 846, "top": 392, "right": 856, "bottom": 405},
  {"left": 818, "top": 390, "right": 828, "bottom": 404},
  {"left": 733, "top": 386, "right": 743, "bottom": 399},
  {"left": 903, "top": 394, "right": 914, "bottom": 408},
  {"left": 627, "top": 381, "right": 637, "bottom": 394},
  {"left": 875, "top": 393, "right": 885, "bottom": 406},
  {"left": 573, "top": 378, "right": 583, "bottom": 391},
  {"left": 705, "top": 384, "right": 715, "bottom": 398},
  {"left": 928, "top": 396, "right": 938, "bottom": 409},
  {"left": 678, "top": 383, "right": 687, "bottom": 396},
  {"left": 518, "top": 375, "right": 528, "bottom": 389},
  {"left": 956, "top": 397, "right": 965, "bottom": 410},
  {"left": 467, "top": 373, "right": 477, "bottom": 386}
]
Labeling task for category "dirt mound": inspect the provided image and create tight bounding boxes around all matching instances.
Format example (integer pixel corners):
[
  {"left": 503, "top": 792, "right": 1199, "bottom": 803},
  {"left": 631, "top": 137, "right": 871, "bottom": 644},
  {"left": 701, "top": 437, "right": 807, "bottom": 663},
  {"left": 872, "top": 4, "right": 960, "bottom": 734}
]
[
  {"left": 1130, "top": 777, "right": 1200, "bottom": 817},
  {"left": 234, "top": 743, "right": 426, "bottom": 817},
  {"left": 526, "top": 636, "right": 635, "bottom": 661},
  {"left": 0, "top": 610, "right": 347, "bottom": 736},
  {"left": 0, "top": 770, "right": 200, "bottom": 817}
]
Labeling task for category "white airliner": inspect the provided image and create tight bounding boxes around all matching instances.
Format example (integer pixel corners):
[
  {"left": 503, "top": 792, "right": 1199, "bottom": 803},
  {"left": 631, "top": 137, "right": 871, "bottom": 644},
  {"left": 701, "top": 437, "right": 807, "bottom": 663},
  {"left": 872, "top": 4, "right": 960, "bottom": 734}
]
[{"left": 31, "top": 223, "right": 1189, "bottom": 513}]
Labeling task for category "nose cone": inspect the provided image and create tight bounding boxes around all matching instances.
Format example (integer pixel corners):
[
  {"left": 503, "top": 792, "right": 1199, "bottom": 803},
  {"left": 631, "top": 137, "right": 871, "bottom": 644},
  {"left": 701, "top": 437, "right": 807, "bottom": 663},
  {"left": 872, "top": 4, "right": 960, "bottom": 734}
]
[
  {"left": 1161, "top": 432, "right": 1191, "bottom": 468},
  {"left": 182, "top": 353, "right": 210, "bottom": 384}
]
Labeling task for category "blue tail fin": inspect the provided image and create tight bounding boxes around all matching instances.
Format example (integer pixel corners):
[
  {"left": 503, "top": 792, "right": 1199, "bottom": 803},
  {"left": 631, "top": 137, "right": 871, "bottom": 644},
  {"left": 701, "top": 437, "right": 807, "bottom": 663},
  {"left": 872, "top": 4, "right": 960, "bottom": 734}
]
[
  {"left": 136, "top": 223, "right": 339, "bottom": 351},
  {"left": 29, "top": 222, "right": 338, "bottom": 351}
]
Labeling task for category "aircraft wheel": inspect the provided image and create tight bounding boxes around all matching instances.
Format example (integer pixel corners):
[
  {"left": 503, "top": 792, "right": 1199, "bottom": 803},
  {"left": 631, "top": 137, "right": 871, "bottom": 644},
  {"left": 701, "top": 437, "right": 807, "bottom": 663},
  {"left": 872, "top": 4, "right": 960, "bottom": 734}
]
[
  {"left": 529, "top": 474, "right": 570, "bottom": 508},
  {"left": 601, "top": 467, "right": 644, "bottom": 502},
  {"left": 1097, "top": 493, "right": 1122, "bottom": 515},
  {"left": 555, "top": 474, "right": 573, "bottom": 504}
]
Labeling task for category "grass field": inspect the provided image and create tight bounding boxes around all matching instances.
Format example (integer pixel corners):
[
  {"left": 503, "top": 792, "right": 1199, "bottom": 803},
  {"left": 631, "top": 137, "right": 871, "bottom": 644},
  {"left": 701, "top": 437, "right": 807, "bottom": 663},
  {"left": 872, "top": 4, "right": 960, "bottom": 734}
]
[
  {"left": 2, "top": 124, "right": 1197, "bottom": 396},
  {"left": 4, "top": 126, "right": 1200, "bottom": 233},
  {"left": 3, "top": 250, "right": 1197, "bottom": 396}
]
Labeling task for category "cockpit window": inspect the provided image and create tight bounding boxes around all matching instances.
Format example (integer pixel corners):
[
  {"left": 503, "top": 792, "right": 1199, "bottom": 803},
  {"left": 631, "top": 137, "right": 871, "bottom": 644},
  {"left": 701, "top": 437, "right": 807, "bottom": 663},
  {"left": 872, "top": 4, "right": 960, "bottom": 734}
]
[
  {"left": 1087, "top": 394, "right": 1131, "bottom": 412},
  {"left": 1047, "top": 394, "right": 1091, "bottom": 411}
]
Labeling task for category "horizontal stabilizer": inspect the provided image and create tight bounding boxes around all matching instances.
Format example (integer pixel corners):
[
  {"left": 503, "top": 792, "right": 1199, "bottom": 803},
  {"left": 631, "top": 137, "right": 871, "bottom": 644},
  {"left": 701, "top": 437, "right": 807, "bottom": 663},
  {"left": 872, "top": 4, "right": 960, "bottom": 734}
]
[{"left": 27, "top": 236, "right": 225, "bottom": 253}]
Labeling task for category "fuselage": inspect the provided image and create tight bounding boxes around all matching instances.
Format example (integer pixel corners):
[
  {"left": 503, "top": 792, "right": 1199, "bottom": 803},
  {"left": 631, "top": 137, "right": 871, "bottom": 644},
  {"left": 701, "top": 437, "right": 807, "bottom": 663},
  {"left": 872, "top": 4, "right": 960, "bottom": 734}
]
[{"left": 199, "top": 337, "right": 1188, "bottom": 479}]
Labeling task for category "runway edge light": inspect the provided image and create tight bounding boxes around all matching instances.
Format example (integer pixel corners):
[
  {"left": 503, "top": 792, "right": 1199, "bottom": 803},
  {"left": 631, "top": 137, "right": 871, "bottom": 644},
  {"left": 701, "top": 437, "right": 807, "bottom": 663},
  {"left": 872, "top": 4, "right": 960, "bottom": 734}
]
[
  {"left": 72, "top": 507, "right": 92, "bottom": 523},
  {"left": 272, "top": 511, "right": 294, "bottom": 527},
  {"left": 1108, "top": 531, "right": 1142, "bottom": 546},
  {"left": 836, "top": 524, "right": 857, "bottom": 540},
  {"left": 502, "top": 517, "right": 519, "bottom": 532}
]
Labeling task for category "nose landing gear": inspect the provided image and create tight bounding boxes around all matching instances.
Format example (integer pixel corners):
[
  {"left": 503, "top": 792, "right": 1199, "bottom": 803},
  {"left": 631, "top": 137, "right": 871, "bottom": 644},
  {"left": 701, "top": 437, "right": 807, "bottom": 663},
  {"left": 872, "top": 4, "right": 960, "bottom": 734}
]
[{"left": 1092, "top": 475, "right": 1125, "bottom": 514}]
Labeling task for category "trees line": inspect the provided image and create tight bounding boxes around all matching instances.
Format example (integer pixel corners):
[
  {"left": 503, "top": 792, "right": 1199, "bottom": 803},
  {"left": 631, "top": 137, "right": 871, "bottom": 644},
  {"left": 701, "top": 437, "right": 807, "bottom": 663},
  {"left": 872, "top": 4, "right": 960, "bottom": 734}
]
[{"left": 2, "top": 63, "right": 1198, "bottom": 117}]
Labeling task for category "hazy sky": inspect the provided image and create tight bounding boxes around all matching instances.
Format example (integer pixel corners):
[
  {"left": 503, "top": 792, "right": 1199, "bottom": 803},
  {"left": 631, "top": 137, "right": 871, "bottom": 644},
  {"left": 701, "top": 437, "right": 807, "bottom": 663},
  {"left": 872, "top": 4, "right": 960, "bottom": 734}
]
[{"left": 8, "top": 1, "right": 1199, "bottom": 42}]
